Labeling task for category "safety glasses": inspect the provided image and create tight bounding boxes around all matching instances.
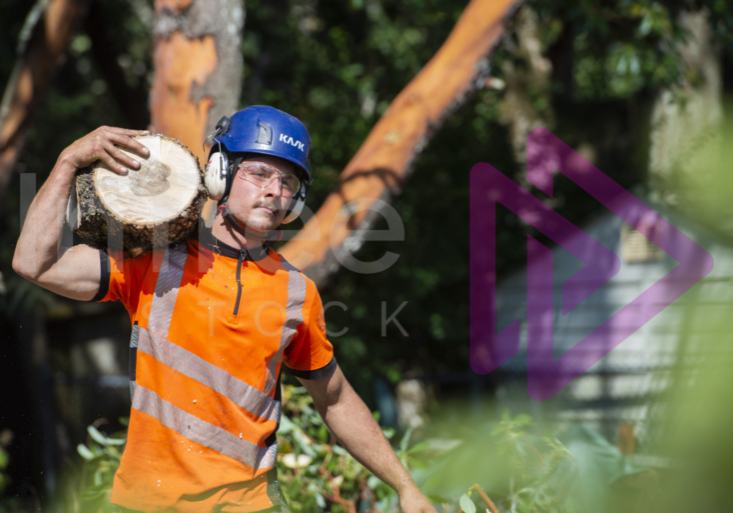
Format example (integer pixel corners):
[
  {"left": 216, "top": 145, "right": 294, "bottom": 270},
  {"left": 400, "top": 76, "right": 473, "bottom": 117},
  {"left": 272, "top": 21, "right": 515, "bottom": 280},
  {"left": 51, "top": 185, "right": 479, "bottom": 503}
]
[{"left": 237, "top": 161, "right": 302, "bottom": 198}]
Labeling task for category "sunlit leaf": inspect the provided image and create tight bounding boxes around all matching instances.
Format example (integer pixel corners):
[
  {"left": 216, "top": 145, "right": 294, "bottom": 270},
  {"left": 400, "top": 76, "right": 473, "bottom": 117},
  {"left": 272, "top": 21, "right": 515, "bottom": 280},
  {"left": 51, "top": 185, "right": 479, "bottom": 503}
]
[{"left": 459, "top": 493, "right": 476, "bottom": 513}]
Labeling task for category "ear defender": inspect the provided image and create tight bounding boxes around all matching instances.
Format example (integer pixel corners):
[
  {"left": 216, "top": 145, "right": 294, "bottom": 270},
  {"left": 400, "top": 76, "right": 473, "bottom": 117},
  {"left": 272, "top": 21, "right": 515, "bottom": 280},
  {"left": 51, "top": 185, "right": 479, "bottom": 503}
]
[
  {"left": 204, "top": 116, "right": 233, "bottom": 201},
  {"left": 204, "top": 150, "right": 229, "bottom": 201}
]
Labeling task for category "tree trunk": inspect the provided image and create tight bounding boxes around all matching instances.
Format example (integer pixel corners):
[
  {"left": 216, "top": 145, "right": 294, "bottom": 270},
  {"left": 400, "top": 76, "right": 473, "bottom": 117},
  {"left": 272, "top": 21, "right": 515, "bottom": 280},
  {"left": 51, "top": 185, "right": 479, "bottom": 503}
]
[
  {"left": 0, "top": 0, "right": 92, "bottom": 197},
  {"left": 278, "top": 0, "right": 524, "bottom": 286},
  {"left": 69, "top": 134, "right": 206, "bottom": 256},
  {"left": 151, "top": 0, "right": 246, "bottom": 166}
]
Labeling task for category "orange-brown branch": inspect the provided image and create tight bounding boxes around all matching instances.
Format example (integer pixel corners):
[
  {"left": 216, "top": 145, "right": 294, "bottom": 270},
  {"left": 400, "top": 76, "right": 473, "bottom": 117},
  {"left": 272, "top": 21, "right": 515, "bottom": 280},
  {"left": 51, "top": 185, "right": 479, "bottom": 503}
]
[
  {"left": 471, "top": 484, "right": 501, "bottom": 513},
  {"left": 279, "top": 0, "right": 523, "bottom": 283},
  {"left": 0, "top": 0, "right": 91, "bottom": 196}
]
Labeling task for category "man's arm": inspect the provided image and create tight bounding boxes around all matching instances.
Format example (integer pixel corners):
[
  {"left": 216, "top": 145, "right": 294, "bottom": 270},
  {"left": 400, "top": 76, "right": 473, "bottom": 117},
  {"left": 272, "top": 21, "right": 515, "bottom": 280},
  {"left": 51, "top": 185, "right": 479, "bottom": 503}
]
[
  {"left": 298, "top": 365, "right": 437, "bottom": 513},
  {"left": 13, "top": 126, "right": 150, "bottom": 300}
]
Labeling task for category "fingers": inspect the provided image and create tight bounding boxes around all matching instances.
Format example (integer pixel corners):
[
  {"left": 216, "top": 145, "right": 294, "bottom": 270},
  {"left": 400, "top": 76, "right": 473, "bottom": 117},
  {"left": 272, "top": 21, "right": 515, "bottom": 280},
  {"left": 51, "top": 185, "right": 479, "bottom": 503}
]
[
  {"left": 91, "top": 126, "right": 151, "bottom": 175},
  {"left": 107, "top": 131, "right": 151, "bottom": 159},
  {"left": 101, "top": 140, "right": 140, "bottom": 174},
  {"left": 105, "top": 127, "right": 150, "bottom": 136},
  {"left": 97, "top": 150, "right": 128, "bottom": 175}
]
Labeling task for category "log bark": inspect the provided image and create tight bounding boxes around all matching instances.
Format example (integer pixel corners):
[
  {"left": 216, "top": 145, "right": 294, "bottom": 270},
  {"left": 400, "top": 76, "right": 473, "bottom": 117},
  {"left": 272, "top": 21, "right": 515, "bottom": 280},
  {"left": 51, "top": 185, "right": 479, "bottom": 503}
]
[
  {"left": 68, "top": 134, "right": 206, "bottom": 256},
  {"left": 151, "top": 0, "right": 246, "bottom": 166},
  {"left": 278, "top": 0, "right": 524, "bottom": 286},
  {"left": 0, "top": 0, "right": 92, "bottom": 197}
]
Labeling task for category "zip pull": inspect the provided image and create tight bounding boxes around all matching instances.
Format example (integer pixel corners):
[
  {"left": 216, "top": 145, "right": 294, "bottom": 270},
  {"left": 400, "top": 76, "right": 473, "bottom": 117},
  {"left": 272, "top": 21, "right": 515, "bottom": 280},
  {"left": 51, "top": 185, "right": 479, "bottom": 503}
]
[
  {"left": 233, "top": 249, "right": 248, "bottom": 315},
  {"left": 237, "top": 249, "right": 248, "bottom": 275}
]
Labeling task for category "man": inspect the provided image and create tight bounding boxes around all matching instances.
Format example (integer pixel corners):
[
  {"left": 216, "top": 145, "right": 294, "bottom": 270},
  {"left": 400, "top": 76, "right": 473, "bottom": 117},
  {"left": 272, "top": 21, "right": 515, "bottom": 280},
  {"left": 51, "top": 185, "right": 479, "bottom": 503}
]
[{"left": 13, "top": 106, "right": 436, "bottom": 513}]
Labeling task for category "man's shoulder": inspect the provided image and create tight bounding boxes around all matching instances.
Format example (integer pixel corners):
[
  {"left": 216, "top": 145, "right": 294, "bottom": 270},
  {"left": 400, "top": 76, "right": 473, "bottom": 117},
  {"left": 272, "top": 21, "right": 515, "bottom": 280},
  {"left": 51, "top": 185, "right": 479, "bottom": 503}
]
[{"left": 274, "top": 254, "right": 319, "bottom": 290}]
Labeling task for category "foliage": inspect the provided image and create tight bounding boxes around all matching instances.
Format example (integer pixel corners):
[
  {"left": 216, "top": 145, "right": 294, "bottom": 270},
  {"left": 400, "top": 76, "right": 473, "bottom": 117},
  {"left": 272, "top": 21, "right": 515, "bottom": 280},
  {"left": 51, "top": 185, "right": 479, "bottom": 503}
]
[
  {"left": 423, "top": 412, "right": 583, "bottom": 513},
  {"left": 71, "top": 419, "right": 128, "bottom": 513},
  {"left": 0, "top": 438, "right": 9, "bottom": 497},
  {"left": 276, "top": 384, "right": 430, "bottom": 513},
  {"left": 422, "top": 412, "right": 654, "bottom": 513}
]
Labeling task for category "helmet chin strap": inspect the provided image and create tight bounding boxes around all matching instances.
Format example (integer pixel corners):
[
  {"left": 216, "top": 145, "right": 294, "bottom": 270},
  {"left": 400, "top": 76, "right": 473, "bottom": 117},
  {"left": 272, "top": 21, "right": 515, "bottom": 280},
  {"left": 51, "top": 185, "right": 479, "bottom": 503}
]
[{"left": 218, "top": 200, "right": 283, "bottom": 242}]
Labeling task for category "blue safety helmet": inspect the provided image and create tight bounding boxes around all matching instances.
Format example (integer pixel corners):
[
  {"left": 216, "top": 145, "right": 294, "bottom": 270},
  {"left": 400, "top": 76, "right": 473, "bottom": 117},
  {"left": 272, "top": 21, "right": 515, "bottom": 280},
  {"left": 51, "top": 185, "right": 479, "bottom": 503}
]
[
  {"left": 217, "top": 106, "right": 310, "bottom": 179},
  {"left": 204, "top": 106, "right": 312, "bottom": 224}
]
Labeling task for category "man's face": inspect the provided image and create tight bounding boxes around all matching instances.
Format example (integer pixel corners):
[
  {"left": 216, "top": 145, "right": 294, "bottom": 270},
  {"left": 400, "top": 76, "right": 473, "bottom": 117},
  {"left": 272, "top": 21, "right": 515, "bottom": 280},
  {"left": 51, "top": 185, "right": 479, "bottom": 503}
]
[{"left": 226, "top": 154, "right": 299, "bottom": 232}]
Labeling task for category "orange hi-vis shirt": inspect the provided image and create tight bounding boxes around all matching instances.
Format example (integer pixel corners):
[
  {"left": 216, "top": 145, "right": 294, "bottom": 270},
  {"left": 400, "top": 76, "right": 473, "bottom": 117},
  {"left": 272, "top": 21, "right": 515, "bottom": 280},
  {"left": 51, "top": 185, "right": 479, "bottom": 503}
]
[{"left": 95, "top": 232, "right": 336, "bottom": 512}]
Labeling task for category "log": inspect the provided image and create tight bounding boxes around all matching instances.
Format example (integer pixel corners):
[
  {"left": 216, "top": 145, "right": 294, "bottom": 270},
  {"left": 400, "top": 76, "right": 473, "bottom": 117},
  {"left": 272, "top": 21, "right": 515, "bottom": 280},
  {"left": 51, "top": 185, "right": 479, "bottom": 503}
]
[{"left": 67, "top": 134, "right": 206, "bottom": 256}]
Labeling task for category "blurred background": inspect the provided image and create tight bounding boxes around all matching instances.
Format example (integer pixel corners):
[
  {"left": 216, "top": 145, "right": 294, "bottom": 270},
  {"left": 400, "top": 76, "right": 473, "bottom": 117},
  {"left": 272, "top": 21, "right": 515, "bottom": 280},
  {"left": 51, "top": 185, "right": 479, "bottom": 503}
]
[{"left": 2, "top": 0, "right": 733, "bottom": 511}]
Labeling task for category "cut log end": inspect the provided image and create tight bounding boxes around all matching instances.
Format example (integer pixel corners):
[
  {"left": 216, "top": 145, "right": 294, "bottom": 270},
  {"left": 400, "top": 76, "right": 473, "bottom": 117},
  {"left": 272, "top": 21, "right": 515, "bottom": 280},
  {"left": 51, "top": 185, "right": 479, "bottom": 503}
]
[{"left": 68, "top": 134, "right": 206, "bottom": 256}]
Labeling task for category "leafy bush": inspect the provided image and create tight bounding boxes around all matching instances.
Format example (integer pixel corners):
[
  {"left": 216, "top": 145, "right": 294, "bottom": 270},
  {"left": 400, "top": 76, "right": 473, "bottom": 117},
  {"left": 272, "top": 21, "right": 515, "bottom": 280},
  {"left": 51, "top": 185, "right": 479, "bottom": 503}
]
[
  {"left": 276, "top": 385, "right": 429, "bottom": 513},
  {"left": 73, "top": 419, "right": 128, "bottom": 513}
]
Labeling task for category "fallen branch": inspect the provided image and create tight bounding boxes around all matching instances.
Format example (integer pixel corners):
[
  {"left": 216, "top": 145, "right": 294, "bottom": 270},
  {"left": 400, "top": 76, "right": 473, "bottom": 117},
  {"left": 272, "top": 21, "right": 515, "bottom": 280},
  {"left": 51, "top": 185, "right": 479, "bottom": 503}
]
[
  {"left": 318, "top": 466, "right": 357, "bottom": 513},
  {"left": 278, "top": 0, "right": 524, "bottom": 286}
]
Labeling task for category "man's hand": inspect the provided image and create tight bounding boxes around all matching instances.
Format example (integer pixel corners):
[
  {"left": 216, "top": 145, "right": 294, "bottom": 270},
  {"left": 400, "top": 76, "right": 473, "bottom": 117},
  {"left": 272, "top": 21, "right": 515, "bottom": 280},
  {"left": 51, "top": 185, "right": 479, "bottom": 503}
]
[
  {"left": 59, "top": 126, "right": 150, "bottom": 174},
  {"left": 399, "top": 485, "right": 438, "bottom": 513}
]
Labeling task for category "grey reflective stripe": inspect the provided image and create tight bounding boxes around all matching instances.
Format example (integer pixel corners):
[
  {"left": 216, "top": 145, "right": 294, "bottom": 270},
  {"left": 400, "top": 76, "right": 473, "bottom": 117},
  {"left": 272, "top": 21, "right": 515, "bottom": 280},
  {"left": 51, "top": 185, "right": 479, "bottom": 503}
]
[
  {"left": 137, "top": 326, "right": 281, "bottom": 422},
  {"left": 130, "top": 324, "right": 139, "bottom": 400},
  {"left": 148, "top": 247, "right": 188, "bottom": 338},
  {"left": 264, "top": 267, "right": 306, "bottom": 394},
  {"left": 133, "top": 385, "right": 277, "bottom": 470},
  {"left": 130, "top": 323, "right": 139, "bottom": 348}
]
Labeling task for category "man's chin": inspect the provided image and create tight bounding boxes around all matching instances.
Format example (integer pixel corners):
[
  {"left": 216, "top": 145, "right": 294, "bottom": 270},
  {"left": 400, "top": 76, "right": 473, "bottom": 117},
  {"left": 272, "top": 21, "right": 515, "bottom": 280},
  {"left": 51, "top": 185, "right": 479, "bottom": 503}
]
[{"left": 245, "top": 216, "right": 281, "bottom": 234}]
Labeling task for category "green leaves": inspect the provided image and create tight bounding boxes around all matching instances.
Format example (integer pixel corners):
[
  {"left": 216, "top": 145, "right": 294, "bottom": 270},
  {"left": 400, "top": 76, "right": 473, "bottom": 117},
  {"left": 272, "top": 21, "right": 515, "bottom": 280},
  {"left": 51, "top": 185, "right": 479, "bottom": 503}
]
[
  {"left": 70, "top": 421, "right": 129, "bottom": 512},
  {"left": 459, "top": 493, "right": 476, "bottom": 513},
  {"left": 277, "top": 384, "right": 434, "bottom": 513},
  {"left": 77, "top": 443, "right": 95, "bottom": 461},
  {"left": 87, "top": 426, "right": 126, "bottom": 446},
  {"left": 0, "top": 446, "right": 9, "bottom": 495}
]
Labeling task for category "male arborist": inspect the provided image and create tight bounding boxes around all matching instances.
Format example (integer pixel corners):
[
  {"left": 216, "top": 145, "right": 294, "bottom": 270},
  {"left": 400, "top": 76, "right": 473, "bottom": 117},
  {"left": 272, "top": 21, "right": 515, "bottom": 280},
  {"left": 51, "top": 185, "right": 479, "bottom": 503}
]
[{"left": 13, "top": 106, "right": 437, "bottom": 513}]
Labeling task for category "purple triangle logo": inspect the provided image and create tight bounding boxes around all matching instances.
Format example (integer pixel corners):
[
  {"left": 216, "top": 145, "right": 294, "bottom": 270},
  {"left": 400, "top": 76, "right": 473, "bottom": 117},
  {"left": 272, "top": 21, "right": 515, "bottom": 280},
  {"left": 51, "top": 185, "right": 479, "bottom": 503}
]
[{"left": 470, "top": 128, "right": 714, "bottom": 400}]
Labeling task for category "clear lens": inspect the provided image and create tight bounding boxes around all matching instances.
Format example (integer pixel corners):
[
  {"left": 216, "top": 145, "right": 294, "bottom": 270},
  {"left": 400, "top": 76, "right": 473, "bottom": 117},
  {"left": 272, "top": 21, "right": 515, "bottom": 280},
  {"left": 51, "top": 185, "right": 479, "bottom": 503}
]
[{"left": 239, "top": 163, "right": 301, "bottom": 197}]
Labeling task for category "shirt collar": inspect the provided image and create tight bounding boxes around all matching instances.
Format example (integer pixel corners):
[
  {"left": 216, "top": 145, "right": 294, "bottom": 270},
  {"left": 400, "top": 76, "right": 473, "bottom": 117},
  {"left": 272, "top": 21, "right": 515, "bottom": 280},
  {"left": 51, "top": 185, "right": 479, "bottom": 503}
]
[{"left": 198, "top": 229, "right": 271, "bottom": 261}]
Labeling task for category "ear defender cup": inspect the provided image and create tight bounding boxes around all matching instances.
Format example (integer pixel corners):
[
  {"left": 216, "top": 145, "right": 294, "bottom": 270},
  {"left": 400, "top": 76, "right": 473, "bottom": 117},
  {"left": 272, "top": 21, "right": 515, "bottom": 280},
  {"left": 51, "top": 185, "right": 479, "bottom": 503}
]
[{"left": 204, "top": 151, "right": 229, "bottom": 200}]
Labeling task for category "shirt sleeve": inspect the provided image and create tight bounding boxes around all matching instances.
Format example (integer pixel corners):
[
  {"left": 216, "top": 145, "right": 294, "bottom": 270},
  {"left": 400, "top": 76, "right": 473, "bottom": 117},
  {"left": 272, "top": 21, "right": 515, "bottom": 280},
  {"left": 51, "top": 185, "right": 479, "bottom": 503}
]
[
  {"left": 93, "top": 248, "right": 148, "bottom": 309},
  {"left": 284, "top": 284, "right": 337, "bottom": 380}
]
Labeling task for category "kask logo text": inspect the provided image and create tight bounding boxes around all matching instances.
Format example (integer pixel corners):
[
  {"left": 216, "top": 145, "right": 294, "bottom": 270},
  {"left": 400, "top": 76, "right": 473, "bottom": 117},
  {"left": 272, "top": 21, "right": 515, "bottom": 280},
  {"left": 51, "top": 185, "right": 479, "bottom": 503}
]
[
  {"left": 279, "top": 133, "right": 305, "bottom": 152},
  {"left": 470, "top": 128, "right": 714, "bottom": 400}
]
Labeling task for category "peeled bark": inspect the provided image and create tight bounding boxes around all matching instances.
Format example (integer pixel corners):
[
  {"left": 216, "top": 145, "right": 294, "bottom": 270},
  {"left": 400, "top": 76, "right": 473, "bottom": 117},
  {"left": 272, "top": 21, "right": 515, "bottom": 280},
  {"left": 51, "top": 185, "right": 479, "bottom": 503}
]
[
  {"left": 278, "top": 0, "right": 524, "bottom": 286},
  {"left": 68, "top": 135, "right": 206, "bottom": 256},
  {"left": 0, "top": 0, "right": 92, "bottom": 197},
  {"left": 151, "top": 0, "right": 245, "bottom": 165}
]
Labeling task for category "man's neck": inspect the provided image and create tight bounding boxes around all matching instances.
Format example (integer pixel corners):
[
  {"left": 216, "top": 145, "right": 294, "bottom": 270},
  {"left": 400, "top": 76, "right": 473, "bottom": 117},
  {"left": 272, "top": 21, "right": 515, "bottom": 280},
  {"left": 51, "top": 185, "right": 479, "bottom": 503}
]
[{"left": 210, "top": 214, "right": 269, "bottom": 252}]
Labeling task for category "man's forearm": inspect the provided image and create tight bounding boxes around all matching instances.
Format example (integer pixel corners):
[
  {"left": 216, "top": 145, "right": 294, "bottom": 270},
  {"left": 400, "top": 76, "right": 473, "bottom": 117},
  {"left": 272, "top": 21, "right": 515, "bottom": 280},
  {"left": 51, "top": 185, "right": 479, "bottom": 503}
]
[{"left": 315, "top": 382, "right": 419, "bottom": 495}]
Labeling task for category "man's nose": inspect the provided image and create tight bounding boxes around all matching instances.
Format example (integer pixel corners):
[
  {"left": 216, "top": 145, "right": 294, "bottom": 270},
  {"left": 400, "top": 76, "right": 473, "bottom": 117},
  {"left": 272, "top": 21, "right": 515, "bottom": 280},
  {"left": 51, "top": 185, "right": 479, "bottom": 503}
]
[{"left": 262, "top": 176, "right": 284, "bottom": 197}]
